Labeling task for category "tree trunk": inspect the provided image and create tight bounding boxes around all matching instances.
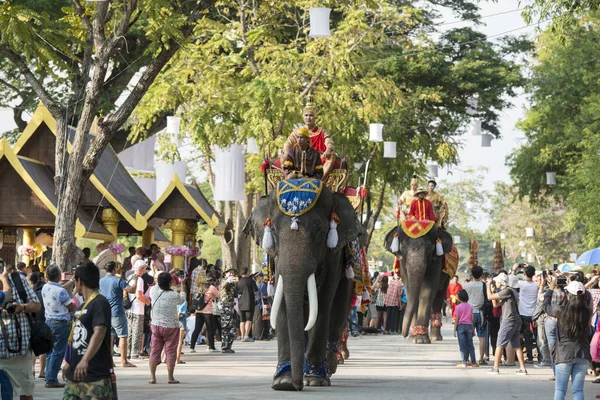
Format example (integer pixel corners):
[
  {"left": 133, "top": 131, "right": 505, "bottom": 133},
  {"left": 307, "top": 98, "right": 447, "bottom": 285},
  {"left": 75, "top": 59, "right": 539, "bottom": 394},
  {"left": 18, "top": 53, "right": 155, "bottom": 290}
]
[
  {"left": 235, "top": 194, "right": 253, "bottom": 269},
  {"left": 220, "top": 201, "right": 237, "bottom": 269},
  {"left": 364, "top": 181, "right": 386, "bottom": 253}
]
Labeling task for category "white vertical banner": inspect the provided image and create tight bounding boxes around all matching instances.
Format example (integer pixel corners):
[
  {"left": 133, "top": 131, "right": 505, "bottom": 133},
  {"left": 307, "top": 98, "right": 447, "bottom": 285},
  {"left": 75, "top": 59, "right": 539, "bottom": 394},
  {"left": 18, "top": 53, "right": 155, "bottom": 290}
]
[
  {"left": 155, "top": 160, "right": 188, "bottom": 199},
  {"left": 214, "top": 144, "right": 246, "bottom": 201}
]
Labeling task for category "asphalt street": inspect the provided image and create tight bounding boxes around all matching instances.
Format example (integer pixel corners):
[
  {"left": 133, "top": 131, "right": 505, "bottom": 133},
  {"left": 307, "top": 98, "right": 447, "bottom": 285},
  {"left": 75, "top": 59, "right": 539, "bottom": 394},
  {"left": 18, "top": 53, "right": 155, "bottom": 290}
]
[{"left": 33, "top": 324, "right": 598, "bottom": 399}]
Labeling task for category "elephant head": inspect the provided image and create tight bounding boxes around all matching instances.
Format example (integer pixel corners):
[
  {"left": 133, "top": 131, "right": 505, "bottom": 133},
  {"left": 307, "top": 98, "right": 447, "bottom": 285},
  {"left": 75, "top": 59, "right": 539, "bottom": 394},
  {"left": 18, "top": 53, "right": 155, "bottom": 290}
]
[
  {"left": 383, "top": 224, "right": 452, "bottom": 338},
  {"left": 244, "top": 185, "right": 360, "bottom": 390}
]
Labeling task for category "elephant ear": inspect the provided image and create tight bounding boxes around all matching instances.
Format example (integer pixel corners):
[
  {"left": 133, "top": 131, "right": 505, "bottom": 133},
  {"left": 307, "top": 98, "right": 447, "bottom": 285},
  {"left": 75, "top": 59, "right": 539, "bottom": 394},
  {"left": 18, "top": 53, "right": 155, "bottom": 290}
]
[
  {"left": 331, "top": 193, "right": 360, "bottom": 252},
  {"left": 384, "top": 225, "right": 406, "bottom": 256},
  {"left": 243, "top": 194, "right": 274, "bottom": 247},
  {"left": 438, "top": 228, "right": 453, "bottom": 254}
]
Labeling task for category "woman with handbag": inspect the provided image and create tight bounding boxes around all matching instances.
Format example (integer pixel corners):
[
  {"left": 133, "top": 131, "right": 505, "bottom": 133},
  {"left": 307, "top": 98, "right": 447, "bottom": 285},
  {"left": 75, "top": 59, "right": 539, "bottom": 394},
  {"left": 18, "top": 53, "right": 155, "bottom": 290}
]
[{"left": 189, "top": 274, "right": 221, "bottom": 353}]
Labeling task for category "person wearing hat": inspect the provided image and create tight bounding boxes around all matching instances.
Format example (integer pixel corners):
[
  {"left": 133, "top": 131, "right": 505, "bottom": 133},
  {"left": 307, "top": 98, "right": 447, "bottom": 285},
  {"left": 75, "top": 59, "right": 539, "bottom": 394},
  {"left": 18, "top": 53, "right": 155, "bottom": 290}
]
[
  {"left": 220, "top": 267, "right": 238, "bottom": 354},
  {"left": 283, "top": 127, "right": 324, "bottom": 180},
  {"left": 398, "top": 174, "right": 420, "bottom": 220},
  {"left": 485, "top": 272, "right": 528, "bottom": 375},
  {"left": 542, "top": 279, "right": 591, "bottom": 400},
  {"left": 282, "top": 95, "right": 335, "bottom": 175},
  {"left": 408, "top": 186, "right": 438, "bottom": 222}
]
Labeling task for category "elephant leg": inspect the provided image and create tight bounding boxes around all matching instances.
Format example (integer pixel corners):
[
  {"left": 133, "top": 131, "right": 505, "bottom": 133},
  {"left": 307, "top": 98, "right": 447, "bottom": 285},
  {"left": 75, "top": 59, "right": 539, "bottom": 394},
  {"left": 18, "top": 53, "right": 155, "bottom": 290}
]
[
  {"left": 430, "top": 273, "right": 450, "bottom": 342},
  {"left": 272, "top": 298, "right": 295, "bottom": 391},
  {"left": 412, "top": 268, "right": 438, "bottom": 344},
  {"left": 328, "top": 278, "right": 353, "bottom": 377}
]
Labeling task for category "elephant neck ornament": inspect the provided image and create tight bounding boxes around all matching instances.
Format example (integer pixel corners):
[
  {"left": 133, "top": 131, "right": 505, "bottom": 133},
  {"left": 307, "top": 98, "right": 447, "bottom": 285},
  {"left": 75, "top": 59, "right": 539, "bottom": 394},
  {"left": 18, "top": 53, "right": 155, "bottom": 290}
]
[{"left": 244, "top": 178, "right": 362, "bottom": 391}]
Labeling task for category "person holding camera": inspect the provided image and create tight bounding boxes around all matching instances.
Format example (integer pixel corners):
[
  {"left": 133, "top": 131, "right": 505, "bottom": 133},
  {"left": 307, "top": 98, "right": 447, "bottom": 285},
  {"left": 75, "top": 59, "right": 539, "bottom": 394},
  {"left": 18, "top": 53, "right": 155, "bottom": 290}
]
[
  {"left": 543, "top": 278, "right": 591, "bottom": 400},
  {"left": 0, "top": 262, "right": 41, "bottom": 400}
]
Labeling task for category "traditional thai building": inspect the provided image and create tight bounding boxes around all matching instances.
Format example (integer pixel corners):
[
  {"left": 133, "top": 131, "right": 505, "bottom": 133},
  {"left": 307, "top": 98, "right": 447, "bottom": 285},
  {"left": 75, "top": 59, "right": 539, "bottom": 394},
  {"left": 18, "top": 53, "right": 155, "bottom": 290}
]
[{"left": 0, "top": 104, "right": 225, "bottom": 269}]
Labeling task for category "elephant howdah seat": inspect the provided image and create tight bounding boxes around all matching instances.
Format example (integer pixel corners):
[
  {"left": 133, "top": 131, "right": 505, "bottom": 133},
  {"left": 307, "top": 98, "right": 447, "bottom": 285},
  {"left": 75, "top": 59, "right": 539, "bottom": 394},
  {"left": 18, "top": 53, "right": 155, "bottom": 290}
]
[{"left": 265, "top": 156, "right": 349, "bottom": 194}]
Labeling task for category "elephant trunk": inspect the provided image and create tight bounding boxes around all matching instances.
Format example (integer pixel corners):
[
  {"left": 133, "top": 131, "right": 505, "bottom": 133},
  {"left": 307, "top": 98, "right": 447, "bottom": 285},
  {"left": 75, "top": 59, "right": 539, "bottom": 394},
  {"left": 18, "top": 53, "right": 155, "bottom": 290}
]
[{"left": 285, "top": 283, "right": 307, "bottom": 391}]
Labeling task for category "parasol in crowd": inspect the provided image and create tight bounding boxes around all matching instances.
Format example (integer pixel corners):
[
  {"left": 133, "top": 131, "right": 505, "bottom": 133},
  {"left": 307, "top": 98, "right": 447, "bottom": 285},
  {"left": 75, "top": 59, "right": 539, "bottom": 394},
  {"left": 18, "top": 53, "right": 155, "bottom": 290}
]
[
  {"left": 93, "top": 248, "right": 114, "bottom": 278},
  {"left": 574, "top": 248, "right": 600, "bottom": 267},
  {"left": 493, "top": 241, "right": 504, "bottom": 271},
  {"left": 468, "top": 237, "right": 479, "bottom": 270},
  {"left": 557, "top": 263, "right": 574, "bottom": 273}
]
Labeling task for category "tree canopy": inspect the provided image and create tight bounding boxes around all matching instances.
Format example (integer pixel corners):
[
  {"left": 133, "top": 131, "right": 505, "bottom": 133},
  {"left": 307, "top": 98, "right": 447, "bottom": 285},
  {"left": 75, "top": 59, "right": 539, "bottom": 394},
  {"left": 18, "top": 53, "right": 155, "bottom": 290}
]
[{"left": 508, "top": 15, "right": 600, "bottom": 247}]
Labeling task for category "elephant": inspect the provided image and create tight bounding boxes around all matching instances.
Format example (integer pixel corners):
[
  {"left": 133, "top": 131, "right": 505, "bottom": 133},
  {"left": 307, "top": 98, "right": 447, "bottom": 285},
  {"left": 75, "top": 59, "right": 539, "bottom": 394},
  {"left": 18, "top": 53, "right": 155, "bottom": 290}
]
[
  {"left": 384, "top": 224, "right": 453, "bottom": 344},
  {"left": 243, "top": 180, "right": 361, "bottom": 391}
]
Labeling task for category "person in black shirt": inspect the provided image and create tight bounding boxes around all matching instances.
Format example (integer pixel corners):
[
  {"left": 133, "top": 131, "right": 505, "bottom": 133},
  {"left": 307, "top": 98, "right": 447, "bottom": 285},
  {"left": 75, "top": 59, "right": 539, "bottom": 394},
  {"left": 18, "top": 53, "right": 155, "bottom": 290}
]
[
  {"left": 62, "top": 261, "right": 114, "bottom": 399},
  {"left": 236, "top": 267, "right": 258, "bottom": 342}
]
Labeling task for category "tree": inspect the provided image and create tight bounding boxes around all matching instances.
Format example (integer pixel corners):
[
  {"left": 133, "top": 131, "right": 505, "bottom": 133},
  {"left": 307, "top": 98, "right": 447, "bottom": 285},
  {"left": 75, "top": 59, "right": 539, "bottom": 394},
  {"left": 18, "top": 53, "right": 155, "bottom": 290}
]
[
  {"left": 0, "top": 0, "right": 217, "bottom": 268},
  {"left": 484, "top": 182, "right": 585, "bottom": 267},
  {"left": 134, "top": 0, "right": 529, "bottom": 262},
  {"left": 508, "top": 15, "right": 600, "bottom": 247}
]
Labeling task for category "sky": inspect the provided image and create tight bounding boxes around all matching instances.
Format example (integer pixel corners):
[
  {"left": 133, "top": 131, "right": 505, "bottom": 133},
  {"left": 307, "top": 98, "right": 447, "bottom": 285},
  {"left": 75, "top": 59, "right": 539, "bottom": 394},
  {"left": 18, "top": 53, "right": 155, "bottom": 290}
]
[{"left": 0, "top": 0, "right": 535, "bottom": 231}]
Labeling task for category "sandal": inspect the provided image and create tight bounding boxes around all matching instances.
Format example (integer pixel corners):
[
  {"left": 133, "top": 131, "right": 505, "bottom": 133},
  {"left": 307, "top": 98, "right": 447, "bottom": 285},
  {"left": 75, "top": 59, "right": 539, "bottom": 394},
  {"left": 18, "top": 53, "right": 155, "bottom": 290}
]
[
  {"left": 149, "top": 379, "right": 156, "bottom": 384},
  {"left": 176, "top": 360, "right": 186, "bottom": 364},
  {"left": 593, "top": 378, "right": 600, "bottom": 384},
  {"left": 168, "top": 380, "right": 180, "bottom": 384},
  {"left": 501, "top": 361, "right": 516, "bottom": 367}
]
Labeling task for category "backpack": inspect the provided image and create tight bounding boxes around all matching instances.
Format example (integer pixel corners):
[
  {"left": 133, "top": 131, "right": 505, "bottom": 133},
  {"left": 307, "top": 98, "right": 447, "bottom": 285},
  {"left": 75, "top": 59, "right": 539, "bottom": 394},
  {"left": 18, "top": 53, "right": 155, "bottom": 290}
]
[
  {"left": 481, "top": 282, "right": 494, "bottom": 321},
  {"left": 191, "top": 289, "right": 207, "bottom": 313}
]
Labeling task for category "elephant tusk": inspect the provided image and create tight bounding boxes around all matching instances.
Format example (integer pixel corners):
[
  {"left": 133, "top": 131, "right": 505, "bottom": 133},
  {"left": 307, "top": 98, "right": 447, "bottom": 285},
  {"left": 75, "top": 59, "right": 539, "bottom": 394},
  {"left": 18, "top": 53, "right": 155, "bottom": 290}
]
[
  {"left": 270, "top": 275, "right": 284, "bottom": 330},
  {"left": 305, "top": 273, "right": 318, "bottom": 331}
]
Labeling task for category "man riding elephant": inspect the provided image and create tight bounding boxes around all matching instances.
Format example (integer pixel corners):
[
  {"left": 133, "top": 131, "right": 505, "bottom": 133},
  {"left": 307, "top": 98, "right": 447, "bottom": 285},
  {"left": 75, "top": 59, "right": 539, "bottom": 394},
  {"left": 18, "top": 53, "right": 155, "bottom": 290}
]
[
  {"left": 398, "top": 174, "right": 419, "bottom": 220},
  {"left": 426, "top": 179, "right": 448, "bottom": 227},
  {"left": 282, "top": 95, "right": 336, "bottom": 177},
  {"left": 283, "top": 128, "right": 323, "bottom": 180},
  {"left": 408, "top": 187, "right": 438, "bottom": 222}
]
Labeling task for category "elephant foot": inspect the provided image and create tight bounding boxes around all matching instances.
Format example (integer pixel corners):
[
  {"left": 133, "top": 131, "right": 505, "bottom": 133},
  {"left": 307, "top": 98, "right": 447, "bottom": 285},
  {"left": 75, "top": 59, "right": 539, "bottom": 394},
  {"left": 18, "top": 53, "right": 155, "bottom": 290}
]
[
  {"left": 303, "top": 376, "right": 331, "bottom": 387},
  {"left": 411, "top": 334, "right": 431, "bottom": 344},
  {"left": 328, "top": 352, "right": 339, "bottom": 374},
  {"left": 429, "top": 326, "right": 443, "bottom": 342},
  {"left": 272, "top": 372, "right": 299, "bottom": 391}
]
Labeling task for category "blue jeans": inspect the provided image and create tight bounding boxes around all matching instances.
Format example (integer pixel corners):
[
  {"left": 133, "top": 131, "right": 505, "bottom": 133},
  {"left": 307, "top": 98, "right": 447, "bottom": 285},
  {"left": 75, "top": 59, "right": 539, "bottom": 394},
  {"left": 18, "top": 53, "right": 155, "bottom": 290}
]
[
  {"left": 0, "top": 370, "right": 12, "bottom": 400},
  {"left": 554, "top": 358, "right": 588, "bottom": 400},
  {"left": 45, "top": 319, "right": 71, "bottom": 383},
  {"left": 546, "top": 318, "right": 557, "bottom": 374},
  {"left": 457, "top": 324, "right": 476, "bottom": 365},
  {"left": 349, "top": 306, "right": 359, "bottom": 334}
]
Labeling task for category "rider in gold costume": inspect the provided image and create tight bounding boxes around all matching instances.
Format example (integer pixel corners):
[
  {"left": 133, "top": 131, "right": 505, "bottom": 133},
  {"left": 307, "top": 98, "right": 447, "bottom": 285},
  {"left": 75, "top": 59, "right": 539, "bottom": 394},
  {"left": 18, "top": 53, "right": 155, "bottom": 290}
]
[
  {"left": 426, "top": 179, "right": 448, "bottom": 227},
  {"left": 282, "top": 95, "right": 335, "bottom": 178},
  {"left": 397, "top": 175, "right": 419, "bottom": 221}
]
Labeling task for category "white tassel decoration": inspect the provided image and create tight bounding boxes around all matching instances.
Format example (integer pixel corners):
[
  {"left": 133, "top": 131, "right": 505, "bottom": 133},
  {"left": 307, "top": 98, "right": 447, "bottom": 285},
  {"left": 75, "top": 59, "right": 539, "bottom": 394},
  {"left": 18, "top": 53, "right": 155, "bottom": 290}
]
[
  {"left": 291, "top": 217, "right": 299, "bottom": 230},
  {"left": 390, "top": 233, "right": 400, "bottom": 253},
  {"left": 436, "top": 239, "right": 444, "bottom": 256},
  {"left": 267, "top": 281, "right": 275, "bottom": 297},
  {"left": 327, "top": 213, "right": 340, "bottom": 249},
  {"left": 345, "top": 266, "right": 355, "bottom": 279},
  {"left": 262, "top": 218, "right": 274, "bottom": 251},
  {"left": 362, "top": 290, "right": 370, "bottom": 301}
]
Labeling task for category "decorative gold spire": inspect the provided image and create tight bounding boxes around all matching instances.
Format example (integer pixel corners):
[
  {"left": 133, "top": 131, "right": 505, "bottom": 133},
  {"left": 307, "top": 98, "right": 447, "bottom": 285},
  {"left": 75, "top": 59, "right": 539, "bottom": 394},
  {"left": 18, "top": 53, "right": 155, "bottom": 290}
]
[{"left": 303, "top": 93, "right": 319, "bottom": 116}]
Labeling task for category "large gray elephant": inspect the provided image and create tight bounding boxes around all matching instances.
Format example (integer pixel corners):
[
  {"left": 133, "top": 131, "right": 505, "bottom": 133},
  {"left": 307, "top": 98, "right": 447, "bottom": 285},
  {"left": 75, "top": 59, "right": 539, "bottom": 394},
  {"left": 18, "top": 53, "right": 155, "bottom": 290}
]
[
  {"left": 384, "top": 225, "right": 453, "bottom": 344},
  {"left": 244, "top": 179, "right": 360, "bottom": 391}
]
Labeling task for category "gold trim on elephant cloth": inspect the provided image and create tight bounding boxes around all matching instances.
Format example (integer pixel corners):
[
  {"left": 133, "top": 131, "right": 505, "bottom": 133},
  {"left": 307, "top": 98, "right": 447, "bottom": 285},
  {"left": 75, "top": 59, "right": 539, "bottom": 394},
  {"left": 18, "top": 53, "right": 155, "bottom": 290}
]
[
  {"left": 401, "top": 220, "right": 435, "bottom": 239},
  {"left": 442, "top": 245, "right": 459, "bottom": 278},
  {"left": 276, "top": 179, "right": 323, "bottom": 217}
]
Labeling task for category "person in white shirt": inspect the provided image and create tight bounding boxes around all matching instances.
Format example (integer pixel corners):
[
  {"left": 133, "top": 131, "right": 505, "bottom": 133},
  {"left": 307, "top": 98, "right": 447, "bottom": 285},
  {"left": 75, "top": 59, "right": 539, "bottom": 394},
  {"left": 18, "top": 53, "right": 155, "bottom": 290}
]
[{"left": 518, "top": 265, "right": 539, "bottom": 363}]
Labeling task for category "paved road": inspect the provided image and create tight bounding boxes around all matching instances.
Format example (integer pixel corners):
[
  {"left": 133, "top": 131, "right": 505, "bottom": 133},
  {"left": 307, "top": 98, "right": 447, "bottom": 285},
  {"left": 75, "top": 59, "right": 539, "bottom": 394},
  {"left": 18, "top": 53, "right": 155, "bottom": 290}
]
[{"left": 34, "top": 324, "right": 598, "bottom": 399}]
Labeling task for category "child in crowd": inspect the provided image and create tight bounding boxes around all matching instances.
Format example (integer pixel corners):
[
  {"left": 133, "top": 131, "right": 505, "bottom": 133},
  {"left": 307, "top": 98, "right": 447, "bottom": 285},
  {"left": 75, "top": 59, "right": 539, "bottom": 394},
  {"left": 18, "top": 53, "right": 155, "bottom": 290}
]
[{"left": 454, "top": 290, "right": 478, "bottom": 368}]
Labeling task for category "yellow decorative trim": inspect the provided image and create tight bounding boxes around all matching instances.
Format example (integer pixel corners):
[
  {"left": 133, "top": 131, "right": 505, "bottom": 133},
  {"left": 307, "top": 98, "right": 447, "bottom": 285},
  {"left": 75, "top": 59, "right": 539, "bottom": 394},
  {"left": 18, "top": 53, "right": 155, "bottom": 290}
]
[
  {"left": 401, "top": 220, "right": 435, "bottom": 239},
  {"left": 14, "top": 103, "right": 147, "bottom": 231},
  {"left": 276, "top": 179, "right": 323, "bottom": 217},
  {"left": 143, "top": 173, "right": 221, "bottom": 228},
  {"left": 283, "top": 161, "right": 293, "bottom": 166},
  {"left": 315, "top": 165, "right": 323, "bottom": 170},
  {"left": 13, "top": 103, "right": 57, "bottom": 154},
  {"left": 1, "top": 138, "right": 114, "bottom": 242}
]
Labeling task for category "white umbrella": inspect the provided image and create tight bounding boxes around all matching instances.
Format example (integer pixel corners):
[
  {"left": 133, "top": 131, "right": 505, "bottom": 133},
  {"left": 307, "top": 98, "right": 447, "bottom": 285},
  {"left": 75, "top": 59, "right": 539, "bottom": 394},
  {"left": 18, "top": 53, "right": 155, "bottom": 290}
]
[{"left": 93, "top": 248, "right": 114, "bottom": 278}]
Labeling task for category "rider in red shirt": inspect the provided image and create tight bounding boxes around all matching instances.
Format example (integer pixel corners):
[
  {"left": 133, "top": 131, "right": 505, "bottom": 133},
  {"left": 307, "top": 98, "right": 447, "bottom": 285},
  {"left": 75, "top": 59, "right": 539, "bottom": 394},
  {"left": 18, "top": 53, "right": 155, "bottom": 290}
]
[{"left": 408, "top": 187, "right": 438, "bottom": 222}]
